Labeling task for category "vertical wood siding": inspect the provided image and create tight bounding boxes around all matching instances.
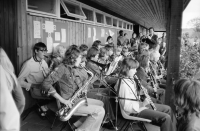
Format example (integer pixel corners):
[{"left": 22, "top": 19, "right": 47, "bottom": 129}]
[
  {"left": 20, "top": 15, "right": 132, "bottom": 70},
  {"left": 0, "top": 0, "right": 18, "bottom": 73}
]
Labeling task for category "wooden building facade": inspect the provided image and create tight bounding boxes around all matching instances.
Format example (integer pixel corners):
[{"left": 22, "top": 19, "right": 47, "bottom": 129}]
[
  {"left": 16, "top": 0, "right": 135, "bottom": 75},
  {"left": 1, "top": 0, "right": 191, "bottom": 111}
]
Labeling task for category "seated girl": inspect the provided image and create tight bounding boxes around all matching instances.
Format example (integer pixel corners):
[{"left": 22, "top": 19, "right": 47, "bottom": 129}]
[
  {"left": 115, "top": 57, "right": 176, "bottom": 131},
  {"left": 42, "top": 47, "right": 105, "bottom": 131},
  {"left": 50, "top": 45, "right": 66, "bottom": 70},
  {"left": 85, "top": 47, "right": 117, "bottom": 129}
]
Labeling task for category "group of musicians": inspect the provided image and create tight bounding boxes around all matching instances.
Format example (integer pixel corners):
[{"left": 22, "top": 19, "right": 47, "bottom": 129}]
[{"left": 17, "top": 28, "right": 176, "bottom": 131}]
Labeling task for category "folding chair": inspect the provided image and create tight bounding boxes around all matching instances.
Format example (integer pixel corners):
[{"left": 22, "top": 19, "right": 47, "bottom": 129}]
[
  {"left": 49, "top": 82, "right": 88, "bottom": 131},
  {"left": 115, "top": 79, "right": 160, "bottom": 131},
  {"left": 119, "top": 103, "right": 151, "bottom": 131}
]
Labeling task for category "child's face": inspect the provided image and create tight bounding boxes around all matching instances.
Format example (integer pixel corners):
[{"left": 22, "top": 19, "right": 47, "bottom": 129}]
[
  {"left": 123, "top": 51, "right": 129, "bottom": 57},
  {"left": 128, "top": 68, "right": 137, "bottom": 77},
  {"left": 108, "top": 49, "right": 114, "bottom": 56},
  {"left": 108, "top": 38, "right": 113, "bottom": 44},
  {"left": 93, "top": 53, "right": 99, "bottom": 61}
]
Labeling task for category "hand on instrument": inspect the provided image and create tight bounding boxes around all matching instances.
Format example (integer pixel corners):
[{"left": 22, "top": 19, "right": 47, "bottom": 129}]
[
  {"left": 143, "top": 98, "right": 150, "bottom": 106},
  {"left": 25, "top": 86, "right": 31, "bottom": 91},
  {"left": 80, "top": 62, "right": 86, "bottom": 67},
  {"left": 153, "top": 87, "right": 157, "bottom": 92},
  {"left": 61, "top": 99, "right": 72, "bottom": 108}
]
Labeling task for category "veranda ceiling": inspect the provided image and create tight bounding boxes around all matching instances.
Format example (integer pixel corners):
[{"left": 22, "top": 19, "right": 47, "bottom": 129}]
[{"left": 85, "top": 0, "right": 190, "bottom": 31}]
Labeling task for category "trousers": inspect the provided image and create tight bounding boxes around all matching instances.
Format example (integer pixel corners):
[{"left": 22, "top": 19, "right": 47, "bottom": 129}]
[
  {"left": 74, "top": 98, "right": 105, "bottom": 131},
  {"left": 87, "top": 88, "right": 115, "bottom": 121},
  {"left": 137, "top": 104, "right": 176, "bottom": 131}
]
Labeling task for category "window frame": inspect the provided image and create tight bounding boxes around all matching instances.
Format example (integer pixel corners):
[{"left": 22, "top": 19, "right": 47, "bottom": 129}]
[
  {"left": 26, "top": 0, "right": 59, "bottom": 17},
  {"left": 60, "top": 0, "right": 86, "bottom": 20},
  {"left": 118, "top": 20, "right": 123, "bottom": 28},
  {"left": 81, "top": 4, "right": 95, "bottom": 23},
  {"left": 94, "top": 10, "right": 105, "bottom": 25},
  {"left": 105, "top": 15, "right": 112, "bottom": 26}
]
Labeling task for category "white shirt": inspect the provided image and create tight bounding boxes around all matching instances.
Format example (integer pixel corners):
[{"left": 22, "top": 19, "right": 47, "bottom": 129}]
[
  {"left": 115, "top": 79, "right": 140, "bottom": 115},
  {"left": 0, "top": 65, "right": 20, "bottom": 131},
  {"left": 18, "top": 57, "right": 48, "bottom": 88}
]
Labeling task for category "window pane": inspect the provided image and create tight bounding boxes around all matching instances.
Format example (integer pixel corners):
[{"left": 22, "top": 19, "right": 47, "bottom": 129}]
[
  {"left": 106, "top": 16, "right": 112, "bottom": 25},
  {"left": 28, "top": 0, "right": 56, "bottom": 14},
  {"left": 82, "top": 8, "right": 94, "bottom": 21},
  {"left": 113, "top": 19, "right": 117, "bottom": 27},
  {"left": 64, "top": 1, "right": 84, "bottom": 16},
  {"left": 123, "top": 23, "right": 127, "bottom": 29},
  {"left": 127, "top": 24, "right": 130, "bottom": 29},
  {"left": 119, "top": 21, "right": 122, "bottom": 28},
  {"left": 96, "top": 13, "right": 104, "bottom": 23}
]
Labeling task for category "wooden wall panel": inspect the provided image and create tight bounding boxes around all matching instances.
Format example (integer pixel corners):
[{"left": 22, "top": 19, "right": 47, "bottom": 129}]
[
  {"left": 0, "top": 0, "right": 18, "bottom": 73},
  {"left": 23, "top": 15, "right": 133, "bottom": 69}
]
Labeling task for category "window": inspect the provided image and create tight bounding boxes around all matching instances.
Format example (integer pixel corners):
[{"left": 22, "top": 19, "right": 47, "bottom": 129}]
[
  {"left": 96, "top": 12, "right": 104, "bottom": 24},
  {"left": 82, "top": 8, "right": 94, "bottom": 21},
  {"left": 113, "top": 19, "right": 117, "bottom": 27},
  {"left": 130, "top": 25, "right": 133, "bottom": 30},
  {"left": 106, "top": 16, "right": 112, "bottom": 25},
  {"left": 27, "top": 0, "right": 57, "bottom": 16},
  {"left": 61, "top": 0, "right": 86, "bottom": 19},
  {"left": 118, "top": 21, "right": 122, "bottom": 28},
  {"left": 123, "top": 22, "right": 127, "bottom": 29},
  {"left": 127, "top": 24, "right": 130, "bottom": 29}
]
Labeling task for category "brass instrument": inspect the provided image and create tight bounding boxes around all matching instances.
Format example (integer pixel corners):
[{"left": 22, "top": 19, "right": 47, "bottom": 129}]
[
  {"left": 133, "top": 75, "right": 157, "bottom": 110},
  {"left": 58, "top": 65, "right": 94, "bottom": 121}
]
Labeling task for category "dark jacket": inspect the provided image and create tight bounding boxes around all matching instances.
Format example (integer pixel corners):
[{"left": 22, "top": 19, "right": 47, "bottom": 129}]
[{"left": 135, "top": 67, "right": 154, "bottom": 94}]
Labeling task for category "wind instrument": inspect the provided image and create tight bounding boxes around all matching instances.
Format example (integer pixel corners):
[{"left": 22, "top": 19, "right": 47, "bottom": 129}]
[
  {"left": 133, "top": 75, "right": 157, "bottom": 110},
  {"left": 58, "top": 65, "right": 94, "bottom": 121},
  {"left": 148, "top": 62, "right": 159, "bottom": 99}
]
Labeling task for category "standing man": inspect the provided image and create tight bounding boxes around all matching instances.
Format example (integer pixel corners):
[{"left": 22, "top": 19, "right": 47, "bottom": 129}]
[
  {"left": 148, "top": 27, "right": 158, "bottom": 46},
  {"left": 117, "top": 30, "right": 125, "bottom": 46}
]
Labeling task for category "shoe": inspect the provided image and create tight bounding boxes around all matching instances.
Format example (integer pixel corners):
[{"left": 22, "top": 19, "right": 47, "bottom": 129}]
[
  {"left": 102, "top": 121, "right": 116, "bottom": 130},
  {"left": 36, "top": 108, "right": 47, "bottom": 120}
]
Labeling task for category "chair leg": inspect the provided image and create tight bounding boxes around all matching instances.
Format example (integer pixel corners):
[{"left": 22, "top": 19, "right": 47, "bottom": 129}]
[
  {"left": 124, "top": 121, "right": 131, "bottom": 131},
  {"left": 60, "top": 122, "right": 68, "bottom": 131},
  {"left": 120, "top": 121, "right": 128, "bottom": 130},
  {"left": 139, "top": 122, "right": 148, "bottom": 131},
  {"left": 68, "top": 120, "right": 74, "bottom": 131},
  {"left": 51, "top": 115, "right": 57, "bottom": 129}
]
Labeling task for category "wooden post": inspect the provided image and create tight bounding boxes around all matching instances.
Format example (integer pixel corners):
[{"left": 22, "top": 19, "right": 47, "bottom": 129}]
[
  {"left": 165, "top": 0, "right": 184, "bottom": 111},
  {"left": 17, "top": 0, "right": 27, "bottom": 75}
]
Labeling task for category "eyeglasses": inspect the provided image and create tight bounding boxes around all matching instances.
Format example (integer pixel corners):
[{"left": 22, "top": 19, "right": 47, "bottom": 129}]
[{"left": 39, "top": 49, "right": 48, "bottom": 52}]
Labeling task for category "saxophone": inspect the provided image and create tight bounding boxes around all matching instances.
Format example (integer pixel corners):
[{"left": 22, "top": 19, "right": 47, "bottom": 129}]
[
  {"left": 58, "top": 66, "right": 94, "bottom": 121},
  {"left": 133, "top": 75, "right": 157, "bottom": 110}
]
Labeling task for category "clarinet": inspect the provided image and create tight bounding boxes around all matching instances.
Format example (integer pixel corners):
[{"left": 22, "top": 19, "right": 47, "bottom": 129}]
[{"left": 134, "top": 75, "right": 157, "bottom": 110}]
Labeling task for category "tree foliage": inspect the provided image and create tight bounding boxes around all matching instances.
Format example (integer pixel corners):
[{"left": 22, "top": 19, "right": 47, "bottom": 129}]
[
  {"left": 180, "top": 37, "right": 200, "bottom": 79},
  {"left": 187, "top": 17, "right": 200, "bottom": 32}
]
